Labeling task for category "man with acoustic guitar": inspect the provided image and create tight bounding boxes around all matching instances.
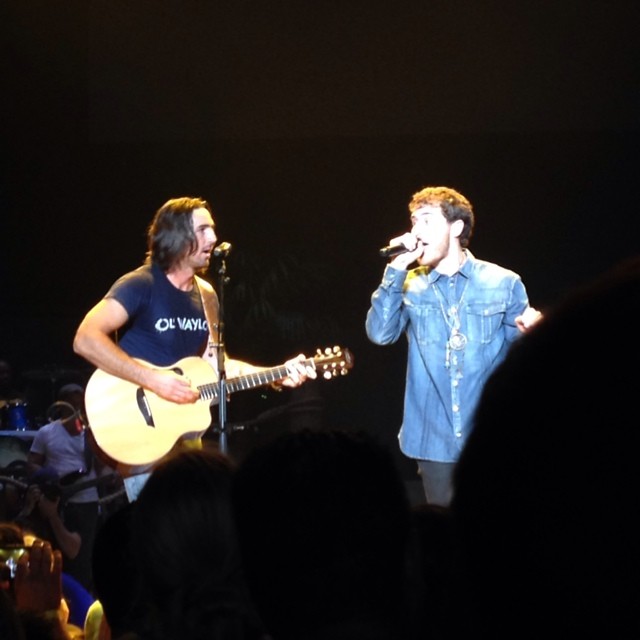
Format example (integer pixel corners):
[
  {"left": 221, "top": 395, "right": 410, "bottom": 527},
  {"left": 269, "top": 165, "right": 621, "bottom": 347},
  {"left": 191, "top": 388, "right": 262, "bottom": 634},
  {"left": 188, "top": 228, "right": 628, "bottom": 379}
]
[{"left": 73, "top": 196, "right": 318, "bottom": 501}]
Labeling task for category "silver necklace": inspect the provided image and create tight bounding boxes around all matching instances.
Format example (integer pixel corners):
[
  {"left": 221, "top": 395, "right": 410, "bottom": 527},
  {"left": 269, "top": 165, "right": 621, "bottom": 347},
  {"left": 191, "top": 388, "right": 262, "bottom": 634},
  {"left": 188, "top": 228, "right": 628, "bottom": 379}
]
[{"left": 431, "top": 274, "right": 469, "bottom": 368}]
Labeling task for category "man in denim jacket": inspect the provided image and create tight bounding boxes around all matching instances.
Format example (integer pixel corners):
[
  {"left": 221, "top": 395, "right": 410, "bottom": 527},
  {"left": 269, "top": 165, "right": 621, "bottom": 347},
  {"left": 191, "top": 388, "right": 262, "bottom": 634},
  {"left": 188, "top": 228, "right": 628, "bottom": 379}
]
[{"left": 366, "top": 186, "right": 542, "bottom": 506}]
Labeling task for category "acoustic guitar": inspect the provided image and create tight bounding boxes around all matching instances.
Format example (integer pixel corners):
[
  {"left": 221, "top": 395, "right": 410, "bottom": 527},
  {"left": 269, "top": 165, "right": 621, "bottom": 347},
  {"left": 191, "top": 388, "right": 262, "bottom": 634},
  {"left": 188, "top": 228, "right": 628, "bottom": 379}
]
[{"left": 85, "top": 346, "right": 353, "bottom": 465}]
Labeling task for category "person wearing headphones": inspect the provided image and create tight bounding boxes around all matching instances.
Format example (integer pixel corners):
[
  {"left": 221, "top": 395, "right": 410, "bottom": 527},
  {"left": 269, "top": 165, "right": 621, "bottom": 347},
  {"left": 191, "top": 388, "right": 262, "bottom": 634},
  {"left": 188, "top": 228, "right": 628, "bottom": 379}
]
[{"left": 27, "top": 383, "right": 106, "bottom": 592}]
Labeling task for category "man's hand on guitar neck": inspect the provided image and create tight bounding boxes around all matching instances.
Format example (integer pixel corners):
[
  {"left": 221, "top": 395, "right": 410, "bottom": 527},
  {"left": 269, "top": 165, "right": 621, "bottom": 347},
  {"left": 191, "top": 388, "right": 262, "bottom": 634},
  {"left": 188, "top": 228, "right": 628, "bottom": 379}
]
[
  {"left": 224, "top": 353, "right": 318, "bottom": 391},
  {"left": 280, "top": 353, "right": 318, "bottom": 388}
]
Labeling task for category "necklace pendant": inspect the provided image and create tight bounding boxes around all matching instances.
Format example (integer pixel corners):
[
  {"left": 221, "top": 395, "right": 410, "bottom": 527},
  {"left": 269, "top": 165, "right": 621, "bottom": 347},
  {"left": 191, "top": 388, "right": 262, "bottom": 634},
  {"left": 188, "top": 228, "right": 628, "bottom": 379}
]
[{"left": 449, "top": 330, "right": 467, "bottom": 351}]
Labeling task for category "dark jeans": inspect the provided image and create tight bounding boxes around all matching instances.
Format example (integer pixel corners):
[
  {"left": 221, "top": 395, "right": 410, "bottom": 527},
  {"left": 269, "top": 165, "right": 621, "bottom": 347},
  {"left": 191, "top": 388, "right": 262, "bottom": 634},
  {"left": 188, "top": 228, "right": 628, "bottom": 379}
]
[{"left": 416, "top": 460, "right": 455, "bottom": 507}]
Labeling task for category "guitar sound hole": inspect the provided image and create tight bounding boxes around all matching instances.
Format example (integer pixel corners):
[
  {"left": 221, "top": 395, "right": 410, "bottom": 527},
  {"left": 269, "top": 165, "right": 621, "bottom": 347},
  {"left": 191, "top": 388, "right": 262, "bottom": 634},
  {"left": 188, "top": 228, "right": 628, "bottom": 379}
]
[{"left": 136, "top": 388, "right": 155, "bottom": 428}]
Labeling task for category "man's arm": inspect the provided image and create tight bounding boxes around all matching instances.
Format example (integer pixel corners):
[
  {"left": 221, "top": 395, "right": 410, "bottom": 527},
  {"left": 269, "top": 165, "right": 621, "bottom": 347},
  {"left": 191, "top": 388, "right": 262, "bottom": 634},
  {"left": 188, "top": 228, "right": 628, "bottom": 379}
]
[
  {"left": 36, "top": 496, "right": 82, "bottom": 560},
  {"left": 73, "top": 298, "right": 151, "bottom": 385},
  {"left": 365, "top": 266, "right": 408, "bottom": 345},
  {"left": 26, "top": 451, "right": 46, "bottom": 477},
  {"left": 74, "top": 298, "right": 199, "bottom": 404}
]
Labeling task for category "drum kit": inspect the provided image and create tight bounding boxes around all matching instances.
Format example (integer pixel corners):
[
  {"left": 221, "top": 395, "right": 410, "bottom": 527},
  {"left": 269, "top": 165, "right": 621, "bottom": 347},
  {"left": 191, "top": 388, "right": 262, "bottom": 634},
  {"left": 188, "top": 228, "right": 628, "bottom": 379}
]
[{"left": 0, "top": 399, "right": 30, "bottom": 431}]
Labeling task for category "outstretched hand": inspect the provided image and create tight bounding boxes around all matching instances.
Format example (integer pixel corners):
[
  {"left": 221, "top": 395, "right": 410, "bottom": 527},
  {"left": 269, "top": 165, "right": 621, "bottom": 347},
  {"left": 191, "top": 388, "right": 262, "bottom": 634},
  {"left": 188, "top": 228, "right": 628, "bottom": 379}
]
[{"left": 516, "top": 306, "right": 543, "bottom": 333}]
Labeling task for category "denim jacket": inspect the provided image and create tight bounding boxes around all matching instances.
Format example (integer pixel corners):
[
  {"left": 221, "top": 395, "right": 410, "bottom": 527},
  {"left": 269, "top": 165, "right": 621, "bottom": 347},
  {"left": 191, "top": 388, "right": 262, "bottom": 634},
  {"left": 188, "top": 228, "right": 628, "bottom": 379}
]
[{"left": 365, "top": 251, "right": 530, "bottom": 462}]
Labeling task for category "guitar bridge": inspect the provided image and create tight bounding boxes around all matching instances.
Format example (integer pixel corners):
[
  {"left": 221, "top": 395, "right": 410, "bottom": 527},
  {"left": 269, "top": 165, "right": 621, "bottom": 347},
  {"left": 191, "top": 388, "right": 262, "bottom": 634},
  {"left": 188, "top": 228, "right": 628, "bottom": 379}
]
[{"left": 136, "top": 388, "right": 155, "bottom": 428}]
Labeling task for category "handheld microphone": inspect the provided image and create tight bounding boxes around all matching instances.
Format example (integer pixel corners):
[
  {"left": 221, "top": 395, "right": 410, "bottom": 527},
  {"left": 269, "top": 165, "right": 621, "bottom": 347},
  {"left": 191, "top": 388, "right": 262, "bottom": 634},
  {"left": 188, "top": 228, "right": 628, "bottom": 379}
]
[
  {"left": 213, "top": 242, "right": 232, "bottom": 258},
  {"left": 379, "top": 244, "right": 410, "bottom": 258}
]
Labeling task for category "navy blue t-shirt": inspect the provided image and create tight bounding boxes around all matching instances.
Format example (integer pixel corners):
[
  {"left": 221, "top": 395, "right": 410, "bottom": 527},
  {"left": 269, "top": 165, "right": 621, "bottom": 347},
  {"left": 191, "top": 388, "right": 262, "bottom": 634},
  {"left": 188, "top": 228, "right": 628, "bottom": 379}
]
[{"left": 105, "top": 263, "right": 211, "bottom": 367}]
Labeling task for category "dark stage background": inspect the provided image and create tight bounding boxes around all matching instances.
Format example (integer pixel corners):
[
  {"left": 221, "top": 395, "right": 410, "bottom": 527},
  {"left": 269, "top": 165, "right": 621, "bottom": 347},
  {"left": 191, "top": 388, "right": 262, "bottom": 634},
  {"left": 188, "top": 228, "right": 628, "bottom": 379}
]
[{"left": 2, "top": 2, "right": 639, "bottom": 478}]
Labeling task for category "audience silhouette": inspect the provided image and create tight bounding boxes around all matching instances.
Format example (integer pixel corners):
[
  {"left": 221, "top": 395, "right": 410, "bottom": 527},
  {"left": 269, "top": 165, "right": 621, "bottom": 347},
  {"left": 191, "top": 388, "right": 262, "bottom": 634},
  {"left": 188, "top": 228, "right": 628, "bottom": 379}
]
[
  {"left": 232, "top": 427, "right": 418, "bottom": 640},
  {"left": 86, "top": 502, "right": 141, "bottom": 640},
  {"left": 406, "top": 502, "right": 455, "bottom": 640},
  {"left": 129, "top": 445, "right": 267, "bottom": 640},
  {"left": 450, "top": 256, "right": 640, "bottom": 639}
]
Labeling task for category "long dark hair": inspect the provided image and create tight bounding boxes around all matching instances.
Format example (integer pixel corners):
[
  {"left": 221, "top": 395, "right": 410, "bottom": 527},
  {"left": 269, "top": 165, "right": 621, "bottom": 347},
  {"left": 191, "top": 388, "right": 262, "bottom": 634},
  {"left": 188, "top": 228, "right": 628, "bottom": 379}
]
[
  {"left": 131, "top": 446, "right": 265, "bottom": 640},
  {"left": 145, "top": 197, "right": 212, "bottom": 270}
]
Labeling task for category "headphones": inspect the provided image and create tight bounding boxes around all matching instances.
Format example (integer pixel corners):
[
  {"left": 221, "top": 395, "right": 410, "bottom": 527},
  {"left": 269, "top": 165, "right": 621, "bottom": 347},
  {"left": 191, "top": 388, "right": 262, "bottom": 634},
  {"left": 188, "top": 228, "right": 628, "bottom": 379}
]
[{"left": 46, "top": 401, "right": 85, "bottom": 432}]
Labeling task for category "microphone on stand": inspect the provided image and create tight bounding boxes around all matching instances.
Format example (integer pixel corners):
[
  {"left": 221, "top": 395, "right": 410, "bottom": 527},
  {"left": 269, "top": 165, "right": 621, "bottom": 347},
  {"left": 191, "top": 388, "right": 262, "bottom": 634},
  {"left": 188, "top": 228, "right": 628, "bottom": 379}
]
[
  {"left": 379, "top": 244, "right": 410, "bottom": 258},
  {"left": 213, "top": 242, "right": 232, "bottom": 258}
]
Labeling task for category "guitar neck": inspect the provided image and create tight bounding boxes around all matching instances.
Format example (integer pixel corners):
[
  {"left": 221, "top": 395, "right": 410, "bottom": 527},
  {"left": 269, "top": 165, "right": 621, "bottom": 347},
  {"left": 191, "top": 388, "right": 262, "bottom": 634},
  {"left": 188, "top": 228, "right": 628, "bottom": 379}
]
[{"left": 198, "top": 360, "right": 313, "bottom": 402}]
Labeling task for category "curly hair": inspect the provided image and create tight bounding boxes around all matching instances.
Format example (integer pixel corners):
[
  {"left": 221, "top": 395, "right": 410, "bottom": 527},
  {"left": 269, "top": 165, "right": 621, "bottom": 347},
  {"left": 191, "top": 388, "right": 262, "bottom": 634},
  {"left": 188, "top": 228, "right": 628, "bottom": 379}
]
[{"left": 409, "top": 186, "right": 475, "bottom": 248}]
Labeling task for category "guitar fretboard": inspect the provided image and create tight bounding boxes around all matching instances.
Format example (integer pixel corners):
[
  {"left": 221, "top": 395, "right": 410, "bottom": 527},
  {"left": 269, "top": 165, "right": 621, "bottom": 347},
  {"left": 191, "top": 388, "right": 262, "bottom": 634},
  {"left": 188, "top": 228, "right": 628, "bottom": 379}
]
[{"left": 198, "top": 361, "right": 313, "bottom": 401}]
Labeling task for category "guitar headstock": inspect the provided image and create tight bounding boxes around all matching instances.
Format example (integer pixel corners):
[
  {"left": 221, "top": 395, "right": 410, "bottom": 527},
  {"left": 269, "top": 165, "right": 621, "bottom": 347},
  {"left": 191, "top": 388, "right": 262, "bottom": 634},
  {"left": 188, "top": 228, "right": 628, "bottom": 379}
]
[{"left": 313, "top": 346, "right": 354, "bottom": 380}]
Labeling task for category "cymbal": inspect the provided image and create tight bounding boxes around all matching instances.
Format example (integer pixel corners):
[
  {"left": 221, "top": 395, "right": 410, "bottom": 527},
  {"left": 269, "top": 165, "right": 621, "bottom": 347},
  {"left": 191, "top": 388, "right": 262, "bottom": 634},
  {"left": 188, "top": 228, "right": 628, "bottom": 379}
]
[{"left": 23, "top": 366, "right": 85, "bottom": 381}]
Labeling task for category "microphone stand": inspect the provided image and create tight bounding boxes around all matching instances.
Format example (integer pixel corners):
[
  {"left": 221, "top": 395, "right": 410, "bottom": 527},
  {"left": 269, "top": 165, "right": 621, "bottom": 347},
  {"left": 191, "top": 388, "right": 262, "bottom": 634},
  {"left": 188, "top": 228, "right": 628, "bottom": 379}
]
[{"left": 214, "top": 257, "right": 230, "bottom": 455}]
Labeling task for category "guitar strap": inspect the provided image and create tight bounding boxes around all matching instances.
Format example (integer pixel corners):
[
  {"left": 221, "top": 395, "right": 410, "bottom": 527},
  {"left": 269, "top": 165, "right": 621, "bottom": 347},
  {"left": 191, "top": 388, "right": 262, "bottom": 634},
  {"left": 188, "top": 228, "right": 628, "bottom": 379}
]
[
  {"left": 194, "top": 275, "right": 221, "bottom": 363},
  {"left": 83, "top": 428, "right": 94, "bottom": 473}
]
